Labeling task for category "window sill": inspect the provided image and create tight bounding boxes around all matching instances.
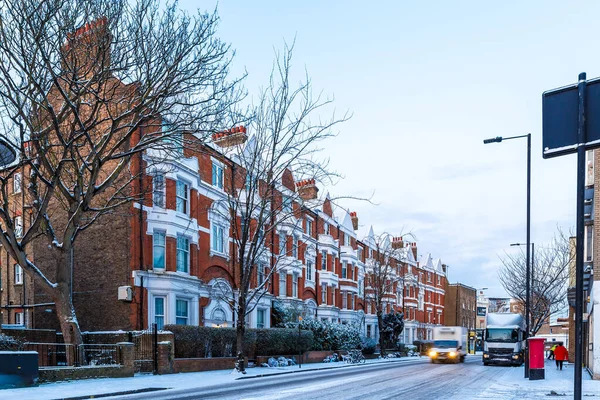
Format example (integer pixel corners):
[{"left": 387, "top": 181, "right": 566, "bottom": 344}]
[
  {"left": 175, "top": 270, "right": 190, "bottom": 275},
  {"left": 210, "top": 249, "right": 230, "bottom": 261}
]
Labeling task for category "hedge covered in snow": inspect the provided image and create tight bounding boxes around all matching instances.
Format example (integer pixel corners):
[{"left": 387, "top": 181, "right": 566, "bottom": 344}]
[
  {"left": 166, "top": 325, "right": 313, "bottom": 358},
  {"left": 286, "top": 319, "right": 363, "bottom": 351}
]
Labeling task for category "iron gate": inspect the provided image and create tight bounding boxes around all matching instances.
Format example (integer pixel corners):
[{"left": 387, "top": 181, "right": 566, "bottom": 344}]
[{"left": 130, "top": 323, "right": 158, "bottom": 373}]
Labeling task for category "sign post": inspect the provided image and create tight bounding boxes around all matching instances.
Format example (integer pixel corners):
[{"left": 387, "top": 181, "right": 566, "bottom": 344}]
[{"left": 542, "top": 72, "right": 597, "bottom": 400}]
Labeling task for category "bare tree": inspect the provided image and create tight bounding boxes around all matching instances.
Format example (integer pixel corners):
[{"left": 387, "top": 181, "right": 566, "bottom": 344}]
[
  {"left": 209, "top": 42, "right": 349, "bottom": 373},
  {"left": 498, "top": 229, "right": 572, "bottom": 335},
  {"left": 364, "top": 232, "right": 409, "bottom": 356},
  {"left": 0, "top": 0, "right": 241, "bottom": 351}
]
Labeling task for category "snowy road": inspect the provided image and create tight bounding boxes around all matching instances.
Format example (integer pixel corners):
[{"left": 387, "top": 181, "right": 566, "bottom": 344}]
[
  {"left": 111, "top": 356, "right": 518, "bottom": 400},
  {"left": 4, "top": 356, "right": 598, "bottom": 399}
]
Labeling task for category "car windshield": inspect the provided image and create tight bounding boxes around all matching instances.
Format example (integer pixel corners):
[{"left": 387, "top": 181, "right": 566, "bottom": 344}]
[
  {"left": 486, "top": 328, "right": 519, "bottom": 343},
  {"left": 434, "top": 340, "right": 458, "bottom": 348}
]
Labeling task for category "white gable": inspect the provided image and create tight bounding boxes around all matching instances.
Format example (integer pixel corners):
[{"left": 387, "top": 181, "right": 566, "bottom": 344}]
[{"left": 419, "top": 253, "right": 433, "bottom": 269}]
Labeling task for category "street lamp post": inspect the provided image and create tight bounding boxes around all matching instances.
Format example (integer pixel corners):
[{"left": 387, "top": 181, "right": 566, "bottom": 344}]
[
  {"left": 510, "top": 242, "right": 535, "bottom": 323},
  {"left": 484, "top": 133, "right": 531, "bottom": 379}
]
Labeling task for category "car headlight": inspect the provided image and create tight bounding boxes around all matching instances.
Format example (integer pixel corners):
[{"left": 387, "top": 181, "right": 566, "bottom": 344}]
[
  {"left": 449, "top": 351, "right": 457, "bottom": 357},
  {"left": 483, "top": 354, "right": 489, "bottom": 358},
  {"left": 429, "top": 351, "right": 437, "bottom": 357},
  {"left": 512, "top": 355, "right": 519, "bottom": 359}
]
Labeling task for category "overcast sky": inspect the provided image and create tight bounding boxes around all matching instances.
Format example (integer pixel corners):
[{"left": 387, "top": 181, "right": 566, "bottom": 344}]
[{"left": 180, "top": 0, "right": 600, "bottom": 297}]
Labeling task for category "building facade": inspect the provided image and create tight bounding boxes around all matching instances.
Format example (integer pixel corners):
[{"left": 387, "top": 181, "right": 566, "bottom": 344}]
[
  {"left": 0, "top": 19, "right": 448, "bottom": 343},
  {"left": 0, "top": 129, "right": 449, "bottom": 343},
  {"left": 444, "top": 283, "right": 476, "bottom": 330}
]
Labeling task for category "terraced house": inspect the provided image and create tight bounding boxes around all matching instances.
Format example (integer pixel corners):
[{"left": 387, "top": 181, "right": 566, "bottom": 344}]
[
  {"left": 0, "top": 17, "right": 447, "bottom": 342},
  {"left": 1, "top": 123, "right": 447, "bottom": 342}
]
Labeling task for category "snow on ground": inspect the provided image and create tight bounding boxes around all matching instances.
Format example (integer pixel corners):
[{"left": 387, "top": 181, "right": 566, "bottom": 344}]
[
  {"left": 0, "top": 356, "right": 424, "bottom": 400},
  {"left": 472, "top": 358, "right": 600, "bottom": 399}
]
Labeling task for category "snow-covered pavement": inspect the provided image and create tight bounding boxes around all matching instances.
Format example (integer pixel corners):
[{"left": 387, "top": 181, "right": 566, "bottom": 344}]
[
  {"left": 0, "top": 356, "right": 598, "bottom": 400},
  {"left": 0, "top": 356, "right": 425, "bottom": 400},
  {"left": 472, "top": 358, "right": 600, "bottom": 399}
]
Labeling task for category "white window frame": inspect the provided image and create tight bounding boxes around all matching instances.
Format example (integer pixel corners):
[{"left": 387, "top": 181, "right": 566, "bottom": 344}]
[
  {"left": 13, "top": 173, "right": 22, "bottom": 194},
  {"left": 292, "top": 273, "right": 298, "bottom": 298},
  {"left": 176, "top": 235, "right": 190, "bottom": 273},
  {"left": 176, "top": 180, "right": 189, "bottom": 214},
  {"left": 306, "top": 259, "right": 314, "bottom": 282},
  {"left": 256, "top": 308, "right": 266, "bottom": 329},
  {"left": 257, "top": 263, "right": 266, "bottom": 286},
  {"left": 279, "top": 273, "right": 287, "bottom": 297},
  {"left": 292, "top": 236, "right": 298, "bottom": 258},
  {"left": 14, "top": 216, "right": 22, "bottom": 238},
  {"left": 212, "top": 160, "right": 224, "bottom": 189},
  {"left": 14, "top": 264, "right": 23, "bottom": 285},
  {"left": 321, "top": 283, "right": 327, "bottom": 303},
  {"left": 153, "top": 231, "right": 166, "bottom": 270},
  {"left": 344, "top": 232, "right": 350, "bottom": 246},
  {"left": 154, "top": 296, "right": 166, "bottom": 330},
  {"left": 15, "top": 311, "right": 23, "bottom": 325},
  {"left": 152, "top": 173, "right": 165, "bottom": 208},
  {"left": 341, "top": 261, "right": 347, "bottom": 279},
  {"left": 321, "top": 250, "right": 327, "bottom": 270},
  {"left": 175, "top": 298, "right": 189, "bottom": 325},
  {"left": 324, "top": 222, "right": 329, "bottom": 235},
  {"left": 211, "top": 223, "right": 227, "bottom": 255},
  {"left": 305, "top": 218, "right": 313, "bottom": 236},
  {"left": 342, "top": 291, "right": 347, "bottom": 309},
  {"left": 279, "top": 233, "right": 286, "bottom": 255}
]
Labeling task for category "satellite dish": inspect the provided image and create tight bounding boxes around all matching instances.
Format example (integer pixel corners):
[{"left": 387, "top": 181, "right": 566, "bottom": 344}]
[{"left": 0, "top": 138, "right": 16, "bottom": 167}]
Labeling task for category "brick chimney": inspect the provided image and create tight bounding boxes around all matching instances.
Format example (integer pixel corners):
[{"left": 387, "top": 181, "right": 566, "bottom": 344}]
[
  {"left": 411, "top": 242, "right": 417, "bottom": 260},
  {"left": 391, "top": 236, "right": 404, "bottom": 250},
  {"left": 350, "top": 212, "right": 358, "bottom": 231},
  {"left": 212, "top": 126, "right": 248, "bottom": 148},
  {"left": 296, "top": 179, "right": 318, "bottom": 201},
  {"left": 62, "top": 17, "right": 111, "bottom": 78}
]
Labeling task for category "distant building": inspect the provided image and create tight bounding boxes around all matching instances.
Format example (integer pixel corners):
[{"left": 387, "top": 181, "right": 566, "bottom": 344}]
[{"left": 445, "top": 283, "right": 476, "bottom": 330}]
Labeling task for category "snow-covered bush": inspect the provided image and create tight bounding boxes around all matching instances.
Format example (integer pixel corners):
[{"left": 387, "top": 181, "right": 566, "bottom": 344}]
[
  {"left": 167, "top": 325, "right": 313, "bottom": 358},
  {"left": 361, "top": 338, "right": 377, "bottom": 355},
  {"left": 288, "top": 319, "right": 362, "bottom": 351},
  {"left": 166, "top": 325, "right": 255, "bottom": 358},
  {"left": 0, "top": 333, "right": 23, "bottom": 351},
  {"left": 254, "top": 328, "right": 313, "bottom": 356}
]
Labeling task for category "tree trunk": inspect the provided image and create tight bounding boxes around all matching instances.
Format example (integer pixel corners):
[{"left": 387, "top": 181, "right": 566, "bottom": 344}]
[
  {"left": 235, "top": 303, "right": 246, "bottom": 373},
  {"left": 54, "top": 244, "right": 83, "bottom": 365},
  {"left": 53, "top": 286, "right": 83, "bottom": 366},
  {"left": 377, "top": 310, "right": 385, "bottom": 357}
]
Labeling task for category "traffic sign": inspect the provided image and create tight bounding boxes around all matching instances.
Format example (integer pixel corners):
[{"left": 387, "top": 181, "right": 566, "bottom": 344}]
[{"left": 543, "top": 76, "right": 600, "bottom": 158}]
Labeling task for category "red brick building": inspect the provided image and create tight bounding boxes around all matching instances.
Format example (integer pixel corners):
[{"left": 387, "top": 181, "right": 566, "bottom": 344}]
[{"left": 0, "top": 19, "right": 448, "bottom": 343}]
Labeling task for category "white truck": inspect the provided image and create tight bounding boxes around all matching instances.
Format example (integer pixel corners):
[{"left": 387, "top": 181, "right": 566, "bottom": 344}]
[
  {"left": 483, "top": 313, "right": 526, "bottom": 366},
  {"left": 429, "top": 326, "right": 467, "bottom": 364}
]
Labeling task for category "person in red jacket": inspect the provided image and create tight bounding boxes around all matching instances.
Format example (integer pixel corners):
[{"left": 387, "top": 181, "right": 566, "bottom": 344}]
[{"left": 553, "top": 343, "right": 568, "bottom": 370}]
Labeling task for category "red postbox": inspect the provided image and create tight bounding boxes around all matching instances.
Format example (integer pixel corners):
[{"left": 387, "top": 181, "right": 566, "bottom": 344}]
[{"left": 528, "top": 337, "right": 546, "bottom": 380}]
